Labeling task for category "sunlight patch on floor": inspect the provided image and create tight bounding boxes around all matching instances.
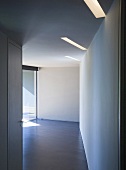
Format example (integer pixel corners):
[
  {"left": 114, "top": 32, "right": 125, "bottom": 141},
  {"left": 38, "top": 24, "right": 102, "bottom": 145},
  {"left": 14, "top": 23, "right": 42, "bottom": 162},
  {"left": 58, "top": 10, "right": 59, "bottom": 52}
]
[{"left": 23, "top": 121, "right": 40, "bottom": 127}]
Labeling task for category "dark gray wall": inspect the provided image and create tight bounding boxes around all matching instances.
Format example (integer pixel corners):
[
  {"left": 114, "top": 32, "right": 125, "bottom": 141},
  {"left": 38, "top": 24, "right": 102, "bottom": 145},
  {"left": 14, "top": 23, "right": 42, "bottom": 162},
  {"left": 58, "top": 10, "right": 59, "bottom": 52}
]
[
  {"left": 8, "top": 41, "right": 22, "bottom": 170},
  {"left": 0, "top": 33, "right": 22, "bottom": 170},
  {"left": 120, "top": 0, "right": 126, "bottom": 168},
  {"left": 80, "top": 0, "right": 119, "bottom": 169},
  {"left": 0, "top": 31, "right": 8, "bottom": 170}
]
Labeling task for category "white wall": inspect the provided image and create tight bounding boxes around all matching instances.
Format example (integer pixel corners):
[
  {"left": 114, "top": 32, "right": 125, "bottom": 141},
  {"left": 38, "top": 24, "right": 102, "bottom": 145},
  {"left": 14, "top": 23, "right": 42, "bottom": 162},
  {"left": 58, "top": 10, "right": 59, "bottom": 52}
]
[
  {"left": 80, "top": 0, "right": 119, "bottom": 169},
  {"left": 38, "top": 67, "right": 79, "bottom": 122}
]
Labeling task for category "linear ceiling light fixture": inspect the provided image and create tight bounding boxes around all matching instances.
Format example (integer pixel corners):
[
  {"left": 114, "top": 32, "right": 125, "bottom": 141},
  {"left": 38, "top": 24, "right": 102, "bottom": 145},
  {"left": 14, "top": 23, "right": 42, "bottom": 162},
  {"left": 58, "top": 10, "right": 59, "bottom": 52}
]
[
  {"left": 84, "top": 0, "right": 105, "bottom": 18},
  {"left": 61, "top": 37, "right": 87, "bottom": 51},
  {"left": 65, "top": 56, "right": 80, "bottom": 62}
]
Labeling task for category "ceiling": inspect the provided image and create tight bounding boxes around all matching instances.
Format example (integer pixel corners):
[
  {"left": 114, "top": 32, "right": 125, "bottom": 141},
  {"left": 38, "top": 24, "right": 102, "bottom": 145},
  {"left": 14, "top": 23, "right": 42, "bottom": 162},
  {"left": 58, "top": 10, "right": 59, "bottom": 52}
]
[{"left": 0, "top": 0, "right": 114, "bottom": 67}]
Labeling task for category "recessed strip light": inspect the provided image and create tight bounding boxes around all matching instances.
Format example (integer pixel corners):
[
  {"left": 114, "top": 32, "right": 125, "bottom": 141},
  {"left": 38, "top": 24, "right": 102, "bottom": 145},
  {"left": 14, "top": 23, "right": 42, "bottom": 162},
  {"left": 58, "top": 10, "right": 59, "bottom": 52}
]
[
  {"left": 84, "top": 0, "right": 105, "bottom": 18},
  {"left": 65, "top": 56, "right": 80, "bottom": 62},
  {"left": 61, "top": 37, "right": 87, "bottom": 51}
]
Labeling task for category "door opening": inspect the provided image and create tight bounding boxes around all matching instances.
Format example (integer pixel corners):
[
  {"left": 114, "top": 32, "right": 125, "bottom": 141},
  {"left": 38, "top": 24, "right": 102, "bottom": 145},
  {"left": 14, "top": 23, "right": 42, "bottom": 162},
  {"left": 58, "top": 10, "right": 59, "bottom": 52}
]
[{"left": 22, "top": 66, "right": 38, "bottom": 122}]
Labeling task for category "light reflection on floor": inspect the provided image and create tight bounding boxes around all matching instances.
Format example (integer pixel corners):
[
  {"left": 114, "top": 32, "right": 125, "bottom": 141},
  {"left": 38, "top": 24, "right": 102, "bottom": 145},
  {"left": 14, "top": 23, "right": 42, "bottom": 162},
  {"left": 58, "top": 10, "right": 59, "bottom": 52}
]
[{"left": 23, "top": 120, "right": 40, "bottom": 127}]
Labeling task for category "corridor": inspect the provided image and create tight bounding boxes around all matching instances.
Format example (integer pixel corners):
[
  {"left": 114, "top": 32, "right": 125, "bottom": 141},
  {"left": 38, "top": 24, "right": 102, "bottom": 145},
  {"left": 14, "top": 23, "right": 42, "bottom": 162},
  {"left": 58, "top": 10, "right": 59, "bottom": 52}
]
[{"left": 23, "top": 120, "right": 88, "bottom": 170}]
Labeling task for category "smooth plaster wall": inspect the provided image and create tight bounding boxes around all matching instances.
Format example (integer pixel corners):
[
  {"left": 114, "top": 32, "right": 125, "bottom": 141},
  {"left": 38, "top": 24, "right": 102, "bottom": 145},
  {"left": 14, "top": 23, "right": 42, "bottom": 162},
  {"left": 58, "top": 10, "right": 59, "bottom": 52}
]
[
  {"left": 38, "top": 67, "right": 79, "bottom": 122},
  {"left": 80, "top": 0, "right": 119, "bottom": 169}
]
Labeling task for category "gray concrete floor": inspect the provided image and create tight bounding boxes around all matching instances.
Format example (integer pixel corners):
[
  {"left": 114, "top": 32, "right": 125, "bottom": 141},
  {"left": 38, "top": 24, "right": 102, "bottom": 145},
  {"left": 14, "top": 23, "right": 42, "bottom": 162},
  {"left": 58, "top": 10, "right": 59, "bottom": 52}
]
[{"left": 23, "top": 119, "right": 88, "bottom": 170}]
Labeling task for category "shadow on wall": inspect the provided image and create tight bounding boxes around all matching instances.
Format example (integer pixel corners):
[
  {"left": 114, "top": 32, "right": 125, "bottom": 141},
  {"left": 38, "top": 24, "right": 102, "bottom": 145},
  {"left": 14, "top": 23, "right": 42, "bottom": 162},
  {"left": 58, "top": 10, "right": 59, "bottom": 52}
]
[
  {"left": 23, "top": 70, "right": 34, "bottom": 94},
  {"left": 23, "top": 70, "right": 36, "bottom": 116}
]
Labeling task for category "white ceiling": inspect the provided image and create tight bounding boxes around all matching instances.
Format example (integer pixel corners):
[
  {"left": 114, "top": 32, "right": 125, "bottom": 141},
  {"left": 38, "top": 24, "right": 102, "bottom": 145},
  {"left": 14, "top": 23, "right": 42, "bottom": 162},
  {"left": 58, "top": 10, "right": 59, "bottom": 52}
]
[{"left": 0, "top": 0, "right": 114, "bottom": 67}]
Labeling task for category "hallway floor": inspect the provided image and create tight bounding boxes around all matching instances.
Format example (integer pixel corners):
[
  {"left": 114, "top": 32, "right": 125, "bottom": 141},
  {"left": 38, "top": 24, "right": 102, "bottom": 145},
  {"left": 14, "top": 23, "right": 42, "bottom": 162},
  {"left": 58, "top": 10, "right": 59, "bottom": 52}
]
[{"left": 23, "top": 119, "right": 88, "bottom": 170}]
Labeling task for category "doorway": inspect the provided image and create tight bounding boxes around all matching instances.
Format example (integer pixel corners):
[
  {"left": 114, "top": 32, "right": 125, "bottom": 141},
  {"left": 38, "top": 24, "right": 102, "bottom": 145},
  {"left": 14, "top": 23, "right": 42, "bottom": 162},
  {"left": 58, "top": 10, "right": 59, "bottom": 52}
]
[{"left": 22, "top": 66, "right": 38, "bottom": 122}]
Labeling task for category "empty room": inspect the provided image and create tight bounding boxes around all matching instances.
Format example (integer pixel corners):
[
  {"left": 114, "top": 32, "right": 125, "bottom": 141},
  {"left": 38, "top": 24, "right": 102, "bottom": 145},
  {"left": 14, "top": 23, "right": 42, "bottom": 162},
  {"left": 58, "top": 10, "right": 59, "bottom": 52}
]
[{"left": 0, "top": 0, "right": 126, "bottom": 170}]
